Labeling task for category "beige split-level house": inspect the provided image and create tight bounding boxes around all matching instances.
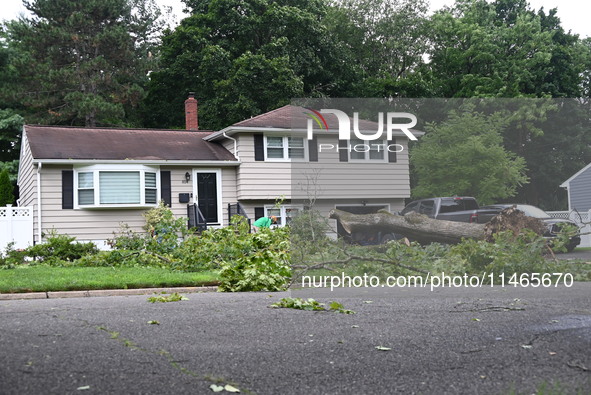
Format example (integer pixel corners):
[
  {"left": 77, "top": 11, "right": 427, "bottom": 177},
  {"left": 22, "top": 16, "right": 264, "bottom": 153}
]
[{"left": 17, "top": 96, "right": 419, "bottom": 247}]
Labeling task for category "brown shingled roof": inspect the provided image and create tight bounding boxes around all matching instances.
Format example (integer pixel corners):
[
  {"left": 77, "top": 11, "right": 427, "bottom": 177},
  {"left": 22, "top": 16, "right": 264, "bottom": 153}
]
[
  {"left": 232, "top": 105, "right": 295, "bottom": 129},
  {"left": 25, "top": 125, "right": 237, "bottom": 161},
  {"left": 229, "top": 104, "right": 407, "bottom": 132}
]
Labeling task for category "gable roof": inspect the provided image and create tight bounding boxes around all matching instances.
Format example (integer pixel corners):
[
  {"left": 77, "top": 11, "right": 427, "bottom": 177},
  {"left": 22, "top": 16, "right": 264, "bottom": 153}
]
[
  {"left": 205, "top": 104, "right": 423, "bottom": 140},
  {"left": 232, "top": 105, "right": 295, "bottom": 129},
  {"left": 560, "top": 162, "right": 591, "bottom": 188},
  {"left": 24, "top": 125, "right": 237, "bottom": 162}
]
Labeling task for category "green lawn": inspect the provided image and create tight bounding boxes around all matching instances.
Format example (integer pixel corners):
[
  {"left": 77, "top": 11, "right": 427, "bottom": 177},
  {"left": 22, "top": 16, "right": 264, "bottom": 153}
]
[{"left": 0, "top": 266, "right": 219, "bottom": 293}]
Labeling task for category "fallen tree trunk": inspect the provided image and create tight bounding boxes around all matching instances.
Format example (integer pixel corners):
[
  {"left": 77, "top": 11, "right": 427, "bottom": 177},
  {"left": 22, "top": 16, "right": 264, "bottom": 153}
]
[
  {"left": 329, "top": 209, "right": 485, "bottom": 244},
  {"left": 328, "top": 206, "right": 546, "bottom": 245}
]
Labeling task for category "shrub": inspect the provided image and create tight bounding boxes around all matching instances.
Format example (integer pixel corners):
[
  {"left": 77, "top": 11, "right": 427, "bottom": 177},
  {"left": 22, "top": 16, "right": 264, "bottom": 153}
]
[
  {"left": 109, "top": 201, "right": 189, "bottom": 255},
  {"left": 26, "top": 232, "right": 98, "bottom": 265},
  {"left": 0, "top": 242, "right": 27, "bottom": 269},
  {"left": 143, "top": 201, "right": 190, "bottom": 254}
]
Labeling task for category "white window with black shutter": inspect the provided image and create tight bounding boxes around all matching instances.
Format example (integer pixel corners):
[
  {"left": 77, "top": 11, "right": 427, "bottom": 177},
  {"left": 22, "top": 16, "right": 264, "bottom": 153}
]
[
  {"left": 69, "top": 164, "right": 160, "bottom": 209},
  {"left": 348, "top": 139, "right": 388, "bottom": 162},
  {"left": 264, "top": 136, "right": 307, "bottom": 161},
  {"left": 253, "top": 133, "right": 308, "bottom": 162},
  {"left": 339, "top": 138, "right": 398, "bottom": 163}
]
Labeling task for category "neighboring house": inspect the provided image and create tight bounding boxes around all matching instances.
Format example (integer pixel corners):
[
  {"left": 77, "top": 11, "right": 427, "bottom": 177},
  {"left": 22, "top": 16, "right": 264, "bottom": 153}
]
[
  {"left": 560, "top": 163, "right": 591, "bottom": 212},
  {"left": 17, "top": 96, "right": 419, "bottom": 247}
]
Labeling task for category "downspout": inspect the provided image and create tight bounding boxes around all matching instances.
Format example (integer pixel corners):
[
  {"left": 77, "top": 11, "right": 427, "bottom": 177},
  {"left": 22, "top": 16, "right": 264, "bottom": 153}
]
[
  {"left": 36, "top": 162, "right": 42, "bottom": 243},
  {"left": 223, "top": 132, "right": 239, "bottom": 160}
]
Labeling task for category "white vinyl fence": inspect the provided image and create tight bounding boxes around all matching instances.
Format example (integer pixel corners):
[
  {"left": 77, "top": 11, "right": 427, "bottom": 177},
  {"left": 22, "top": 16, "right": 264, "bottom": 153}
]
[
  {"left": 0, "top": 205, "right": 33, "bottom": 251},
  {"left": 547, "top": 209, "right": 591, "bottom": 248}
]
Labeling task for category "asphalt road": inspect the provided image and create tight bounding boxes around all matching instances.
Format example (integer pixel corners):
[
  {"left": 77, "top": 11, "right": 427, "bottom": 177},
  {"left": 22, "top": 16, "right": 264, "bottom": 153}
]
[
  {"left": 556, "top": 248, "right": 591, "bottom": 261},
  {"left": 1, "top": 285, "right": 590, "bottom": 395}
]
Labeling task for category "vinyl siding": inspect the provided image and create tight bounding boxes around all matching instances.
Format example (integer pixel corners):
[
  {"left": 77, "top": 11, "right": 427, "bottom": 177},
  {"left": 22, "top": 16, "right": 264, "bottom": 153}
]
[
  {"left": 17, "top": 131, "right": 37, "bottom": 211},
  {"left": 569, "top": 166, "right": 591, "bottom": 211},
  {"left": 16, "top": 131, "right": 39, "bottom": 243},
  {"left": 235, "top": 134, "right": 291, "bottom": 199},
  {"left": 40, "top": 165, "right": 146, "bottom": 247},
  {"left": 235, "top": 133, "right": 411, "bottom": 200},
  {"left": 37, "top": 165, "right": 238, "bottom": 245}
]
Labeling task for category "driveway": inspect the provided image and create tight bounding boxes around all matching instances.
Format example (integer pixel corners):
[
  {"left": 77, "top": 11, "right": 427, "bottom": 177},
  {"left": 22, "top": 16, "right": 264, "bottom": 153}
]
[{"left": 1, "top": 285, "right": 590, "bottom": 394}]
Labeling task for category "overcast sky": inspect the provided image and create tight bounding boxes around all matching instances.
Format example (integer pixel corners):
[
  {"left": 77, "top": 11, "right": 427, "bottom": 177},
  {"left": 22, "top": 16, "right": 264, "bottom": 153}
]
[{"left": 1, "top": 0, "right": 590, "bottom": 37}]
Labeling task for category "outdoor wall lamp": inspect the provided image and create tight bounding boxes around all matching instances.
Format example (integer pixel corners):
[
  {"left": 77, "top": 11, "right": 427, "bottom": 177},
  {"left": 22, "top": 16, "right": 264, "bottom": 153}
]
[{"left": 185, "top": 172, "right": 191, "bottom": 183}]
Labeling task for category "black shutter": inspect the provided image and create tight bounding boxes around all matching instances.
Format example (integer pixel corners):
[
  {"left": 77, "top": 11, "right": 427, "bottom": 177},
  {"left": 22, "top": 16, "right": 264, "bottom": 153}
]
[
  {"left": 338, "top": 139, "right": 348, "bottom": 162},
  {"left": 388, "top": 138, "right": 397, "bottom": 163},
  {"left": 160, "top": 171, "right": 172, "bottom": 206},
  {"left": 254, "top": 133, "right": 264, "bottom": 161},
  {"left": 62, "top": 170, "right": 74, "bottom": 209},
  {"left": 308, "top": 137, "right": 318, "bottom": 162},
  {"left": 254, "top": 207, "right": 265, "bottom": 220}
]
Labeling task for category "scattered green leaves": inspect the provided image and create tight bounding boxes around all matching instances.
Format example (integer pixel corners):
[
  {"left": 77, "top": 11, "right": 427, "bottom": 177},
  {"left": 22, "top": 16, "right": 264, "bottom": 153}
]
[
  {"left": 147, "top": 292, "right": 188, "bottom": 303},
  {"left": 328, "top": 301, "right": 356, "bottom": 314},
  {"left": 271, "top": 297, "right": 325, "bottom": 311},
  {"left": 270, "top": 297, "right": 355, "bottom": 314}
]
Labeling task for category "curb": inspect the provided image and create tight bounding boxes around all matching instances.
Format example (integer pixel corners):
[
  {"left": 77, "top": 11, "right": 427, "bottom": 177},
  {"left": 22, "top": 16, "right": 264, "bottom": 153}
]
[{"left": 0, "top": 286, "right": 218, "bottom": 301}]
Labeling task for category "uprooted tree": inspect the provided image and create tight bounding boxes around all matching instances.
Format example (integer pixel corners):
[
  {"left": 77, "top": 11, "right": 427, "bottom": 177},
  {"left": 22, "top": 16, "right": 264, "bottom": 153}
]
[{"left": 329, "top": 206, "right": 547, "bottom": 245}]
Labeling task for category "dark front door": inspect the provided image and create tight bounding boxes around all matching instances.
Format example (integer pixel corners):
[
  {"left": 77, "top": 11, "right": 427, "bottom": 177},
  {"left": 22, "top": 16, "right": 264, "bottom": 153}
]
[{"left": 197, "top": 173, "right": 218, "bottom": 223}]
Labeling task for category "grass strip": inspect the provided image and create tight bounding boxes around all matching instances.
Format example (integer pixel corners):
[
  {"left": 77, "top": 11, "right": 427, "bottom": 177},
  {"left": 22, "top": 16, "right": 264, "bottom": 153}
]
[{"left": 0, "top": 266, "right": 219, "bottom": 293}]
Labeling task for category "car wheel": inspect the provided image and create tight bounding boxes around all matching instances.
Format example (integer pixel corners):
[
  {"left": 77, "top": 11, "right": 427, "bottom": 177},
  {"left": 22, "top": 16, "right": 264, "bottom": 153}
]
[{"left": 566, "top": 242, "right": 577, "bottom": 253}]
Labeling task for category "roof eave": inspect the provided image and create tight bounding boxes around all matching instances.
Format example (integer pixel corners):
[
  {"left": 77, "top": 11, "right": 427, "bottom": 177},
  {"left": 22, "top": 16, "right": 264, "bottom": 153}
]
[
  {"left": 204, "top": 126, "right": 425, "bottom": 141},
  {"left": 31, "top": 159, "right": 241, "bottom": 166},
  {"left": 560, "top": 162, "right": 591, "bottom": 188}
]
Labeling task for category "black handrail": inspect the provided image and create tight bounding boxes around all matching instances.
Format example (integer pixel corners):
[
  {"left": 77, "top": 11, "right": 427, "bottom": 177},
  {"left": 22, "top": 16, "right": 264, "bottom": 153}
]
[
  {"left": 228, "top": 202, "right": 252, "bottom": 229},
  {"left": 187, "top": 203, "right": 208, "bottom": 232}
]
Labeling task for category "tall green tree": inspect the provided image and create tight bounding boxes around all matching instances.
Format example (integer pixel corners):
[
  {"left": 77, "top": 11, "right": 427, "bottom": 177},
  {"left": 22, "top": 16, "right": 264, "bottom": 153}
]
[
  {"left": 143, "top": 0, "right": 360, "bottom": 130},
  {"left": 0, "top": 168, "right": 14, "bottom": 206},
  {"left": 420, "top": 0, "right": 590, "bottom": 209},
  {"left": 0, "top": 29, "right": 25, "bottom": 190},
  {"left": 328, "top": 0, "right": 432, "bottom": 97},
  {"left": 426, "top": 0, "right": 555, "bottom": 98},
  {"left": 3, "top": 0, "right": 163, "bottom": 127},
  {"left": 411, "top": 107, "right": 528, "bottom": 205},
  {"left": 0, "top": 110, "right": 24, "bottom": 164}
]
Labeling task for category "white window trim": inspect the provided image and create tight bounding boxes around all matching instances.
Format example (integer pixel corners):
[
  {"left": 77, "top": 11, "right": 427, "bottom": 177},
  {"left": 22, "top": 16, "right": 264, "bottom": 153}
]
[
  {"left": 264, "top": 204, "right": 304, "bottom": 227},
  {"left": 74, "top": 164, "right": 160, "bottom": 209},
  {"left": 348, "top": 139, "right": 388, "bottom": 163},
  {"left": 264, "top": 135, "right": 308, "bottom": 162},
  {"left": 192, "top": 168, "right": 224, "bottom": 227}
]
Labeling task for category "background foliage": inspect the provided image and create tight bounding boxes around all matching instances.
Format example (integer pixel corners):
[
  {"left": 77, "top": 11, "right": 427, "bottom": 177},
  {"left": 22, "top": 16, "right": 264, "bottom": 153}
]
[{"left": 1, "top": 0, "right": 591, "bottom": 207}]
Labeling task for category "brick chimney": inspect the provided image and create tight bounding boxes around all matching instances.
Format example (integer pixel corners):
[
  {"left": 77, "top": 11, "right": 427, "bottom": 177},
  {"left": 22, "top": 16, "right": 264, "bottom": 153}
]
[{"left": 185, "top": 92, "right": 198, "bottom": 130}]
